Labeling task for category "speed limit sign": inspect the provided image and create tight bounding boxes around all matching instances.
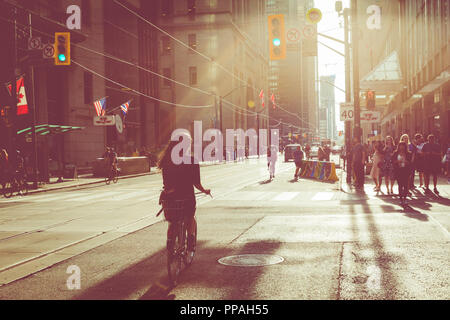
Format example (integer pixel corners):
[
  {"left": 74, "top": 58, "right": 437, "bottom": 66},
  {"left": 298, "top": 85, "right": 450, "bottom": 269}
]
[{"left": 340, "top": 102, "right": 354, "bottom": 121}]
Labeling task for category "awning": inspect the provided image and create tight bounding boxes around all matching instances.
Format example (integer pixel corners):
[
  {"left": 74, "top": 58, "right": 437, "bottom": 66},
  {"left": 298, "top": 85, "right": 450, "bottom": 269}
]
[
  {"left": 17, "top": 124, "right": 84, "bottom": 137},
  {"left": 360, "top": 51, "right": 404, "bottom": 93}
]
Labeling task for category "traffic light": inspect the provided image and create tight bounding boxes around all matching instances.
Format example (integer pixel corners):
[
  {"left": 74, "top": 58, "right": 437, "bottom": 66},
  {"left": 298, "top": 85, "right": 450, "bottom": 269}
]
[
  {"left": 268, "top": 14, "right": 286, "bottom": 60},
  {"left": 366, "top": 90, "right": 375, "bottom": 110},
  {"left": 54, "top": 32, "right": 70, "bottom": 65}
]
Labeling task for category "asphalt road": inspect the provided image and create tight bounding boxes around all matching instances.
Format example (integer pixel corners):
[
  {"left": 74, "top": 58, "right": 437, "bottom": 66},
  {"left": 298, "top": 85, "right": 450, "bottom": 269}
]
[{"left": 0, "top": 156, "right": 448, "bottom": 300}]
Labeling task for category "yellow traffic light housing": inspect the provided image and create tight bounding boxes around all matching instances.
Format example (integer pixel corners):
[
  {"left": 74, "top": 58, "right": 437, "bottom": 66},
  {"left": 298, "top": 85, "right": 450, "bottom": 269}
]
[
  {"left": 54, "top": 32, "right": 70, "bottom": 65},
  {"left": 268, "top": 14, "right": 286, "bottom": 60}
]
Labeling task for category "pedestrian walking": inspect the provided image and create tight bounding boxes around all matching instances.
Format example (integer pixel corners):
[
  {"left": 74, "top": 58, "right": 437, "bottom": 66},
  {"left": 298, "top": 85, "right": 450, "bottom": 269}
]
[
  {"left": 267, "top": 145, "right": 278, "bottom": 180},
  {"left": 370, "top": 142, "right": 384, "bottom": 191},
  {"left": 305, "top": 144, "right": 311, "bottom": 160},
  {"left": 422, "top": 134, "right": 442, "bottom": 194},
  {"left": 407, "top": 134, "right": 419, "bottom": 189},
  {"left": 414, "top": 134, "right": 426, "bottom": 188},
  {"left": 351, "top": 137, "right": 366, "bottom": 190},
  {"left": 393, "top": 141, "right": 413, "bottom": 206},
  {"left": 293, "top": 146, "right": 304, "bottom": 180},
  {"left": 382, "top": 136, "right": 396, "bottom": 194}
]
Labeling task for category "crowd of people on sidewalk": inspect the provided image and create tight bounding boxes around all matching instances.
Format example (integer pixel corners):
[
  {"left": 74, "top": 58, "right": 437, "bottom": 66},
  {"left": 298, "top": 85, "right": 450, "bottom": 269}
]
[{"left": 344, "top": 133, "right": 449, "bottom": 206}]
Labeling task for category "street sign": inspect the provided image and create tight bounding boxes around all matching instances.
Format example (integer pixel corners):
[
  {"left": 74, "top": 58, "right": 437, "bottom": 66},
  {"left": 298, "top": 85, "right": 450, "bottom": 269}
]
[
  {"left": 340, "top": 102, "right": 354, "bottom": 121},
  {"left": 28, "top": 37, "right": 42, "bottom": 50},
  {"left": 306, "top": 8, "right": 322, "bottom": 24},
  {"left": 302, "top": 25, "right": 316, "bottom": 39},
  {"left": 42, "top": 44, "right": 55, "bottom": 59},
  {"left": 287, "top": 28, "right": 300, "bottom": 43},
  {"left": 361, "top": 111, "right": 381, "bottom": 124},
  {"left": 93, "top": 115, "right": 115, "bottom": 126},
  {"left": 115, "top": 114, "right": 123, "bottom": 133}
]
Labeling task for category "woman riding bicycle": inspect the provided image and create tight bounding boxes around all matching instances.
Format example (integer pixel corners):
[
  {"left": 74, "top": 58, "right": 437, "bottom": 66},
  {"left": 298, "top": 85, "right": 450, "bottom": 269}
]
[{"left": 158, "top": 134, "right": 210, "bottom": 253}]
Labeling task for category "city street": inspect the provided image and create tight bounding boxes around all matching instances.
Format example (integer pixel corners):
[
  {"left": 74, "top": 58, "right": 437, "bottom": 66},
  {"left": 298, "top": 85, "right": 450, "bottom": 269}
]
[{"left": 0, "top": 157, "right": 448, "bottom": 300}]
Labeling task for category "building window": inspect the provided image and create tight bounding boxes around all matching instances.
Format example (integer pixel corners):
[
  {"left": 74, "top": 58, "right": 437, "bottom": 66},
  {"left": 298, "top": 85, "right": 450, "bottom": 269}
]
[
  {"left": 187, "top": 0, "right": 196, "bottom": 20},
  {"left": 163, "top": 68, "right": 171, "bottom": 87},
  {"left": 84, "top": 72, "right": 93, "bottom": 104},
  {"left": 188, "top": 34, "right": 197, "bottom": 52},
  {"left": 189, "top": 67, "right": 197, "bottom": 85},
  {"left": 161, "top": 0, "right": 173, "bottom": 16},
  {"left": 161, "top": 36, "right": 171, "bottom": 55}
]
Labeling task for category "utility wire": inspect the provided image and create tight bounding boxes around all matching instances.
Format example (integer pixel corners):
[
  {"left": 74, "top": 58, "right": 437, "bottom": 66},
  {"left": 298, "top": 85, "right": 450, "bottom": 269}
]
[
  {"left": 112, "top": 0, "right": 317, "bottom": 130},
  {"left": 72, "top": 60, "right": 213, "bottom": 109}
]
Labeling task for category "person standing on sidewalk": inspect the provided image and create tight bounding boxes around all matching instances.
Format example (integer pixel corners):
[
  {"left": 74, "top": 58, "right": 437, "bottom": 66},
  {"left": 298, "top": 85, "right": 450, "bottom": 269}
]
[
  {"left": 382, "top": 136, "right": 396, "bottom": 194},
  {"left": 370, "top": 142, "right": 384, "bottom": 192},
  {"left": 352, "top": 137, "right": 366, "bottom": 190},
  {"left": 293, "top": 146, "right": 304, "bottom": 180},
  {"left": 407, "top": 134, "right": 419, "bottom": 190},
  {"left": 268, "top": 145, "right": 278, "bottom": 180},
  {"left": 422, "top": 134, "right": 442, "bottom": 194},
  {"left": 393, "top": 141, "right": 413, "bottom": 206},
  {"left": 414, "top": 134, "right": 426, "bottom": 188}
]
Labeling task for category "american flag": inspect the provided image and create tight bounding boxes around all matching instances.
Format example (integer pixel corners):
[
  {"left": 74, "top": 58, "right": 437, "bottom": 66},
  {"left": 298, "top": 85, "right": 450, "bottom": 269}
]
[
  {"left": 93, "top": 97, "right": 106, "bottom": 116},
  {"left": 120, "top": 100, "right": 130, "bottom": 115}
]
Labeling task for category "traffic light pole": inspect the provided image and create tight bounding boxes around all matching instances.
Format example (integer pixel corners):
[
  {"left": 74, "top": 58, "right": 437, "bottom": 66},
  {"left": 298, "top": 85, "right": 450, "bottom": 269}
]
[
  {"left": 344, "top": 8, "right": 352, "bottom": 183},
  {"left": 28, "top": 13, "right": 38, "bottom": 189},
  {"left": 351, "top": 0, "right": 361, "bottom": 142}
]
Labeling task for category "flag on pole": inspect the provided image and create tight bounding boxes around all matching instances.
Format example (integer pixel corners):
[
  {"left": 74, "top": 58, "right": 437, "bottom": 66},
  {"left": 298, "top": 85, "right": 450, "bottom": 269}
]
[
  {"left": 120, "top": 100, "right": 130, "bottom": 115},
  {"left": 6, "top": 76, "right": 29, "bottom": 115},
  {"left": 93, "top": 97, "right": 106, "bottom": 116},
  {"left": 270, "top": 93, "right": 276, "bottom": 109},
  {"left": 259, "top": 89, "right": 264, "bottom": 108}
]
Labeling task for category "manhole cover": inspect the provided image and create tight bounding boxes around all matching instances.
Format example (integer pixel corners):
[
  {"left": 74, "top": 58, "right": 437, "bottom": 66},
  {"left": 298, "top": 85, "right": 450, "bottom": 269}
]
[{"left": 218, "top": 254, "right": 284, "bottom": 267}]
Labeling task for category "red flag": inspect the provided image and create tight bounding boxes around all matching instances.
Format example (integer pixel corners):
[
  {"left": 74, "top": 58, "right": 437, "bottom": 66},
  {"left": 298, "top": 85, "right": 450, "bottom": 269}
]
[
  {"left": 6, "top": 76, "right": 29, "bottom": 115},
  {"left": 259, "top": 89, "right": 264, "bottom": 107},
  {"left": 271, "top": 93, "right": 276, "bottom": 109}
]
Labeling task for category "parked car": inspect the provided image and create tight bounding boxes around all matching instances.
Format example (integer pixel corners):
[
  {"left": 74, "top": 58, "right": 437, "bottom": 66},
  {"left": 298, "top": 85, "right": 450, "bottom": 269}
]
[{"left": 284, "top": 144, "right": 302, "bottom": 162}]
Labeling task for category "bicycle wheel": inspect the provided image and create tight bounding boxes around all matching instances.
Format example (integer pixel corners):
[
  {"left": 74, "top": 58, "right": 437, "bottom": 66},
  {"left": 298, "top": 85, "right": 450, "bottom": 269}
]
[
  {"left": 183, "top": 219, "right": 197, "bottom": 267},
  {"left": 3, "top": 181, "right": 13, "bottom": 198},
  {"left": 15, "top": 178, "right": 27, "bottom": 196},
  {"left": 167, "top": 223, "right": 183, "bottom": 286}
]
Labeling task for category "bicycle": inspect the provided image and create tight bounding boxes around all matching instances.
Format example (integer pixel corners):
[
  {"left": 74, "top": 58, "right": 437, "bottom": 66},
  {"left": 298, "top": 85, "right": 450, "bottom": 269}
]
[
  {"left": 2, "top": 172, "right": 28, "bottom": 198},
  {"left": 156, "top": 199, "right": 196, "bottom": 286},
  {"left": 105, "top": 165, "right": 119, "bottom": 185}
]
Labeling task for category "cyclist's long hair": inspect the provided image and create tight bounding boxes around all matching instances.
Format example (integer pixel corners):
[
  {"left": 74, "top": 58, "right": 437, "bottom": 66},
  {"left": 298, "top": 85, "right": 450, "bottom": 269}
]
[{"left": 157, "top": 140, "right": 178, "bottom": 169}]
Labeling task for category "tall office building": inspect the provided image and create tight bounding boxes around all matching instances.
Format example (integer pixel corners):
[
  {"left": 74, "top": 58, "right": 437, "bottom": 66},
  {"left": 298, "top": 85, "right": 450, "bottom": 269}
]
[
  {"left": 266, "top": 0, "right": 318, "bottom": 141},
  {"left": 320, "top": 75, "right": 337, "bottom": 140}
]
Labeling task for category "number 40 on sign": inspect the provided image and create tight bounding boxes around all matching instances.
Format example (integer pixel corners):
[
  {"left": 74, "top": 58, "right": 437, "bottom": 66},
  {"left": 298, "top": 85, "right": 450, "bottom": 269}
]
[{"left": 340, "top": 103, "right": 354, "bottom": 121}]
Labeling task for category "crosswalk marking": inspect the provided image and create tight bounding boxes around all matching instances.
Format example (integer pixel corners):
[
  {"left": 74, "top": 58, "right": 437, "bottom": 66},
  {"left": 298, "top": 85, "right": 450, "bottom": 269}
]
[
  {"left": 311, "top": 192, "right": 334, "bottom": 201},
  {"left": 1, "top": 189, "right": 343, "bottom": 204},
  {"left": 272, "top": 192, "right": 299, "bottom": 201}
]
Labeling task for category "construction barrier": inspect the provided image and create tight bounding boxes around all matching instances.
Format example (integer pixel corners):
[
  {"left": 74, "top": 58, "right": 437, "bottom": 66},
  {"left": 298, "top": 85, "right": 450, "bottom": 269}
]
[{"left": 300, "top": 160, "right": 338, "bottom": 182}]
